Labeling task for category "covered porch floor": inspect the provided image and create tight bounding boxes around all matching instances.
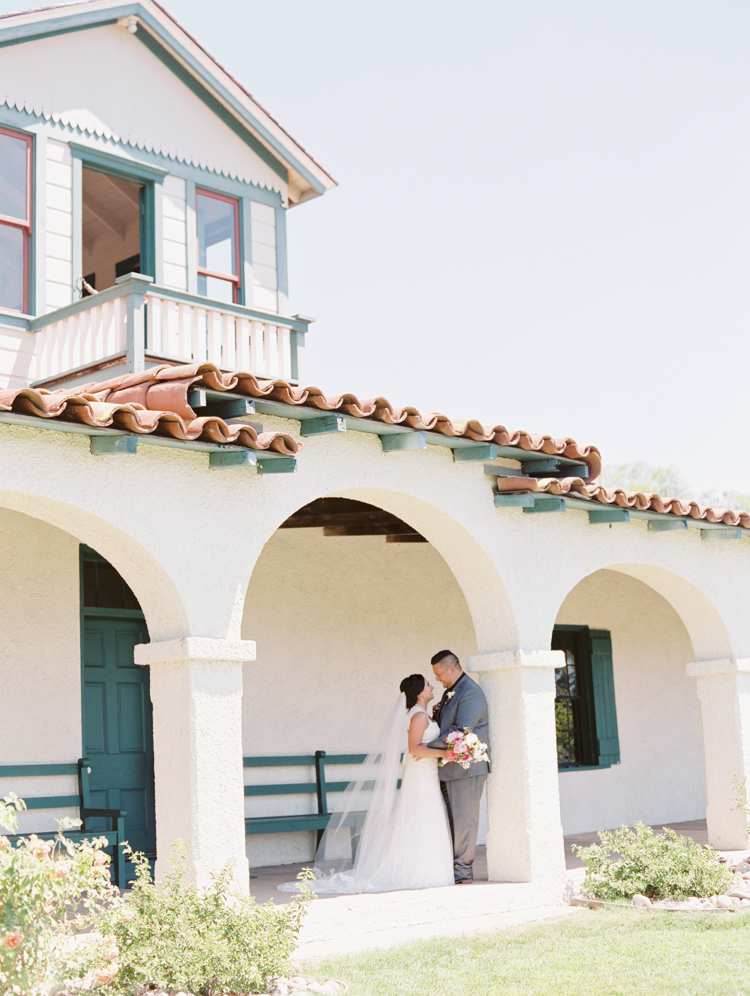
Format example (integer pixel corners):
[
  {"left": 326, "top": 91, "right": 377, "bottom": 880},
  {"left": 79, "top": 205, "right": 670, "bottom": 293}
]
[{"left": 251, "top": 820, "right": 723, "bottom": 958}]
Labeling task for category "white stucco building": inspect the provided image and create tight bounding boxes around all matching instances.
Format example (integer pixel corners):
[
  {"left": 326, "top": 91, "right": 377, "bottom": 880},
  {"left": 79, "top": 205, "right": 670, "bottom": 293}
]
[{"left": 1, "top": 0, "right": 748, "bottom": 901}]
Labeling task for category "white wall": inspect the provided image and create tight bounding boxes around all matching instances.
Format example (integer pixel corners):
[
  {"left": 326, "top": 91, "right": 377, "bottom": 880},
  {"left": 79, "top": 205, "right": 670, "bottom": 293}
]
[
  {"left": 251, "top": 201, "right": 277, "bottom": 312},
  {"left": 556, "top": 568, "right": 706, "bottom": 835},
  {"left": 0, "top": 509, "right": 81, "bottom": 832},
  {"left": 46, "top": 139, "right": 73, "bottom": 312},
  {"left": 0, "top": 323, "right": 35, "bottom": 389},
  {"left": 0, "top": 26, "right": 287, "bottom": 199},
  {"left": 240, "top": 527, "right": 479, "bottom": 867},
  {"left": 162, "top": 175, "right": 188, "bottom": 292}
]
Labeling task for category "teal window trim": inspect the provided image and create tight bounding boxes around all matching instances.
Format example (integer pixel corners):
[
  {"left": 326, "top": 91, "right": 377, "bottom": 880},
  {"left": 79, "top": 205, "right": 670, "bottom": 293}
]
[
  {"left": 552, "top": 625, "right": 620, "bottom": 772},
  {"left": 70, "top": 145, "right": 164, "bottom": 290},
  {"left": 68, "top": 142, "right": 168, "bottom": 184},
  {"left": 239, "top": 195, "right": 251, "bottom": 308}
]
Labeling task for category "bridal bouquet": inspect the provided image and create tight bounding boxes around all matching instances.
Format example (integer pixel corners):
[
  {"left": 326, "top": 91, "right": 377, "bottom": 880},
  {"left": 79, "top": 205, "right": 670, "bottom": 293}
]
[{"left": 439, "top": 728, "right": 489, "bottom": 769}]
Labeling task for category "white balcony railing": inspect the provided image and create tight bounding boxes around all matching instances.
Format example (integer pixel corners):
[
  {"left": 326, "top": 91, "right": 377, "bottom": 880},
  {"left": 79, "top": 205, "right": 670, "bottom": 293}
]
[{"left": 26, "top": 274, "right": 310, "bottom": 388}]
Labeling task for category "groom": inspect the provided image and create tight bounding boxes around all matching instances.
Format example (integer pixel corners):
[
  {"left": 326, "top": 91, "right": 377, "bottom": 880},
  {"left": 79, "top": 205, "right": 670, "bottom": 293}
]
[{"left": 428, "top": 649, "right": 490, "bottom": 884}]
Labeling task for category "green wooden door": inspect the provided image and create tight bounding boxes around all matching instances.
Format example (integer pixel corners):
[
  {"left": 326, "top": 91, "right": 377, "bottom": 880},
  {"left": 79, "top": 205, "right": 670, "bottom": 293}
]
[{"left": 82, "top": 616, "right": 155, "bottom": 859}]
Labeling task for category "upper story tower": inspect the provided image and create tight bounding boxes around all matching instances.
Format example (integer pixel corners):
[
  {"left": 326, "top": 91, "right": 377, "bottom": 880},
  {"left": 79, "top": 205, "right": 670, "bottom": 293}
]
[{"left": 0, "top": 0, "right": 336, "bottom": 389}]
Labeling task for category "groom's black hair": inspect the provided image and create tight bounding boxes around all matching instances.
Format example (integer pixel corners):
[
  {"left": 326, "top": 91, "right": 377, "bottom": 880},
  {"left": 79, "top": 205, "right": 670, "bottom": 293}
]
[{"left": 431, "top": 650, "right": 461, "bottom": 670}]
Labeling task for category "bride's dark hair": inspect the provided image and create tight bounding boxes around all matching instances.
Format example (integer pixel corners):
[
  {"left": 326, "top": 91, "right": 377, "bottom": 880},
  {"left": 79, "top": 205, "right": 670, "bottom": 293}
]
[{"left": 400, "top": 674, "right": 426, "bottom": 710}]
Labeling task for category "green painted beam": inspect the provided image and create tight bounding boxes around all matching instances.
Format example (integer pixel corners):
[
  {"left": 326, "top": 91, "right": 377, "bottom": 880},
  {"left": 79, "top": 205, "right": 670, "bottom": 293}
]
[
  {"left": 588, "top": 508, "right": 630, "bottom": 524},
  {"left": 494, "top": 492, "right": 535, "bottom": 508},
  {"left": 701, "top": 528, "right": 742, "bottom": 541},
  {"left": 453, "top": 444, "right": 498, "bottom": 462},
  {"left": 209, "top": 450, "right": 257, "bottom": 469},
  {"left": 195, "top": 397, "right": 256, "bottom": 419},
  {"left": 381, "top": 431, "right": 427, "bottom": 452},
  {"left": 522, "top": 458, "right": 562, "bottom": 474},
  {"left": 323, "top": 754, "right": 368, "bottom": 765},
  {"left": 483, "top": 464, "right": 527, "bottom": 478},
  {"left": 523, "top": 496, "right": 566, "bottom": 513},
  {"left": 648, "top": 519, "right": 688, "bottom": 532},
  {"left": 90, "top": 435, "right": 138, "bottom": 455},
  {"left": 256, "top": 457, "right": 296, "bottom": 474},
  {"left": 300, "top": 416, "right": 347, "bottom": 436}
]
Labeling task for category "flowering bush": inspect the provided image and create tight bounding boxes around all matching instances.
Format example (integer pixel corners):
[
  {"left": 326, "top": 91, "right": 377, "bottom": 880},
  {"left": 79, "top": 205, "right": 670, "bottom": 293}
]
[
  {"left": 95, "top": 843, "right": 314, "bottom": 995},
  {"left": 0, "top": 793, "right": 119, "bottom": 995},
  {"left": 574, "top": 822, "right": 735, "bottom": 902}
]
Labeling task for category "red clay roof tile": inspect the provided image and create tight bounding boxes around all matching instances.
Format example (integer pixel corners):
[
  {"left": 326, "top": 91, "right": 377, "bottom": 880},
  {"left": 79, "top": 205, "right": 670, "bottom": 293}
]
[
  {"left": 494, "top": 476, "right": 750, "bottom": 528},
  {"left": 0, "top": 383, "right": 299, "bottom": 455}
]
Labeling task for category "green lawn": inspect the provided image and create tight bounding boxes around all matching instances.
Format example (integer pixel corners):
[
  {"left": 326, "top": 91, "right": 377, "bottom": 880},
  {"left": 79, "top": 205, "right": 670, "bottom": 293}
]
[{"left": 305, "top": 908, "right": 750, "bottom": 996}]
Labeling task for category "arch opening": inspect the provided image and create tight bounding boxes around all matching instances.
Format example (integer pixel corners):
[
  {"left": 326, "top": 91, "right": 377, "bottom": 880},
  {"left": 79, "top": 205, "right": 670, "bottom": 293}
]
[{"left": 238, "top": 487, "right": 516, "bottom": 870}]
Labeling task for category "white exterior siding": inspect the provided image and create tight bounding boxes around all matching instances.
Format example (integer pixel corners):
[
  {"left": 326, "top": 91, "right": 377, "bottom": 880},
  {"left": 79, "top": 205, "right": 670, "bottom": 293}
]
[
  {"left": 0, "top": 25, "right": 288, "bottom": 201},
  {"left": 162, "top": 174, "right": 188, "bottom": 291},
  {"left": 45, "top": 139, "right": 73, "bottom": 311},
  {"left": 556, "top": 569, "right": 706, "bottom": 835},
  {"left": 251, "top": 201, "right": 278, "bottom": 313}
]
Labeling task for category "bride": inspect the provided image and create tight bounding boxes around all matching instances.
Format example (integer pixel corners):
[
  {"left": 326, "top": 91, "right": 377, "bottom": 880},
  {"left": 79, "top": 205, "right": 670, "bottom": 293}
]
[{"left": 278, "top": 674, "right": 453, "bottom": 894}]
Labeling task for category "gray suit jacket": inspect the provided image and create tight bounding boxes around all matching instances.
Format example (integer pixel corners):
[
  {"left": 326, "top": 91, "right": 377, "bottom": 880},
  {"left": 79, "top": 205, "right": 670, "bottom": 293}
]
[{"left": 428, "top": 673, "right": 490, "bottom": 781}]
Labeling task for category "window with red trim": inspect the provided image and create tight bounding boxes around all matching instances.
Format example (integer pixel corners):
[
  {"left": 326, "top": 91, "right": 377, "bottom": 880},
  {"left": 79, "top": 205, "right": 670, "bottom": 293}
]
[
  {"left": 196, "top": 188, "right": 240, "bottom": 304},
  {"left": 0, "top": 127, "right": 32, "bottom": 313}
]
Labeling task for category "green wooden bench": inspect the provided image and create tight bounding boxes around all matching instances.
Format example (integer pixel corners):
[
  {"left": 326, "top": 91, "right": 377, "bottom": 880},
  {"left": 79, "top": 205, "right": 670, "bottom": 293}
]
[
  {"left": 0, "top": 757, "right": 126, "bottom": 886},
  {"left": 244, "top": 751, "right": 367, "bottom": 846}
]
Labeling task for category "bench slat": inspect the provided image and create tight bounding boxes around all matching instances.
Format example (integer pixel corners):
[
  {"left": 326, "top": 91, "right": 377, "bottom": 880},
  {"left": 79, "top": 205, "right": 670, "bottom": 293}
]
[
  {"left": 243, "top": 756, "right": 317, "bottom": 767},
  {"left": 0, "top": 764, "right": 79, "bottom": 778},
  {"left": 23, "top": 795, "right": 80, "bottom": 810},
  {"left": 245, "top": 814, "right": 331, "bottom": 834},
  {"left": 244, "top": 783, "right": 317, "bottom": 797},
  {"left": 322, "top": 754, "right": 368, "bottom": 765}
]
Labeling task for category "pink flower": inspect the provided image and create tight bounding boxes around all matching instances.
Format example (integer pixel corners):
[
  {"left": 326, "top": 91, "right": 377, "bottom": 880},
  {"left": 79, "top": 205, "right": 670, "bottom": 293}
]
[
  {"left": 93, "top": 850, "right": 110, "bottom": 866},
  {"left": 55, "top": 863, "right": 69, "bottom": 880},
  {"left": 96, "top": 964, "right": 119, "bottom": 984},
  {"left": 120, "top": 909, "right": 136, "bottom": 923},
  {"left": 3, "top": 931, "right": 21, "bottom": 950},
  {"left": 105, "top": 944, "right": 119, "bottom": 961}
]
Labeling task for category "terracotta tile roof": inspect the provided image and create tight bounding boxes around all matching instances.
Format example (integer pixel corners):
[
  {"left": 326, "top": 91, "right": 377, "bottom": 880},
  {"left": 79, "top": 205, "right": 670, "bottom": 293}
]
[
  {"left": 494, "top": 475, "right": 750, "bottom": 528},
  {"left": 92, "top": 363, "right": 604, "bottom": 478},
  {"left": 0, "top": 383, "right": 300, "bottom": 454}
]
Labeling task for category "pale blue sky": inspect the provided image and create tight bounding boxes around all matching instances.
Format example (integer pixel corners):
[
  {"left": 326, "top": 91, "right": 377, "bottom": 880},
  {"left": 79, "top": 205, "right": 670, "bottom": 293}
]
[{"left": 6, "top": 1, "right": 750, "bottom": 494}]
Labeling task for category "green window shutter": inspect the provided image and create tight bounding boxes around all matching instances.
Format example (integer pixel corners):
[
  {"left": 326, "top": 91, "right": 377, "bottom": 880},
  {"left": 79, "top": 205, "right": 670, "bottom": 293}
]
[{"left": 589, "top": 630, "right": 620, "bottom": 767}]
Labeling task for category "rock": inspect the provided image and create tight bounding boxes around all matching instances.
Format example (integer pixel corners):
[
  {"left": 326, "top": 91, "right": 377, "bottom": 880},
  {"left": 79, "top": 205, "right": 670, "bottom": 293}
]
[
  {"left": 306, "top": 985, "right": 326, "bottom": 994},
  {"left": 716, "top": 895, "right": 735, "bottom": 909},
  {"left": 741, "top": 899, "right": 750, "bottom": 906},
  {"left": 736, "top": 861, "right": 750, "bottom": 874},
  {"left": 729, "top": 891, "right": 750, "bottom": 901},
  {"left": 632, "top": 894, "right": 652, "bottom": 907}
]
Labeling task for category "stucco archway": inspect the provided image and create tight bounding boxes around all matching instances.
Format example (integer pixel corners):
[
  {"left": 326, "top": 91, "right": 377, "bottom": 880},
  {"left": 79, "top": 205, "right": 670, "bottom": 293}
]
[
  {"left": 551, "top": 562, "right": 742, "bottom": 849},
  {"left": 0, "top": 488, "right": 188, "bottom": 640}
]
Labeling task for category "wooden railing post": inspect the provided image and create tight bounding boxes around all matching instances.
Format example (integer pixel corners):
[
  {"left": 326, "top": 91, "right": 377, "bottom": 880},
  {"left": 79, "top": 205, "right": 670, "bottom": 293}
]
[{"left": 117, "top": 273, "right": 154, "bottom": 374}]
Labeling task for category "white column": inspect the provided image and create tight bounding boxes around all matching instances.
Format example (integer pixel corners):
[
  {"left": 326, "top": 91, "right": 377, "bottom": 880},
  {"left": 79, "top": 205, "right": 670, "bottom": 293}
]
[
  {"left": 687, "top": 658, "right": 750, "bottom": 850},
  {"left": 135, "top": 637, "right": 256, "bottom": 894},
  {"left": 468, "top": 650, "right": 567, "bottom": 885}
]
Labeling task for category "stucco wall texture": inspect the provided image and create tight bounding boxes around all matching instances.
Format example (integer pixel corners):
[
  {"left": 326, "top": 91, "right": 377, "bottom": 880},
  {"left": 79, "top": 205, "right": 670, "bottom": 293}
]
[
  {"left": 0, "top": 509, "right": 82, "bottom": 832},
  {"left": 240, "top": 528, "right": 481, "bottom": 867},
  {"left": 556, "top": 568, "right": 706, "bottom": 835}
]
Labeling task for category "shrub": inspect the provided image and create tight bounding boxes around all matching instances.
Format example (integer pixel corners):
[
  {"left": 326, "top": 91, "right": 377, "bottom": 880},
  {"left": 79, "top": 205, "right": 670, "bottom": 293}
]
[
  {"left": 574, "top": 822, "right": 735, "bottom": 902},
  {"left": 0, "top": 794, "right": 118, "bottom": 996},
  {"left": 95, "top": 843, "right": 314, "bottom": 995}
]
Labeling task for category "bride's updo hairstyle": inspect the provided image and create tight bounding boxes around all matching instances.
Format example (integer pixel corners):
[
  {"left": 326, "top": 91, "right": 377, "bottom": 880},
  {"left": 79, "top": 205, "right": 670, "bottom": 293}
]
[{"left": 400, "top": 674, "right": 426, "bottom": 710}]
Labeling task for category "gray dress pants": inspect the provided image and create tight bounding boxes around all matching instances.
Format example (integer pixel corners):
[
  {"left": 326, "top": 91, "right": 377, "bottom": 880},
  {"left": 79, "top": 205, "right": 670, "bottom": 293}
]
[{"left": 441, "top": 775, "right": 486, "bottom": 881}]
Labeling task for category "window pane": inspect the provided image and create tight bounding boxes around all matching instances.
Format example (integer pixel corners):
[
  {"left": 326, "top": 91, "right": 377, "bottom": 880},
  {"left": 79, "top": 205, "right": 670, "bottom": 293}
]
[
  {"left": 96, "top": 562, "right": 125, "bottom": 609},
  {"left": 0, "top": 225, "right": 24, "bottom": 311},
  {"left": 198, "top": 273, "right": 235, "bottom": 303},
  {"left": 197, "top": 193, "right": 236, "bottom": 276},
  {"left": 0, "top": 132, "right": 28, "bottom": 220}
]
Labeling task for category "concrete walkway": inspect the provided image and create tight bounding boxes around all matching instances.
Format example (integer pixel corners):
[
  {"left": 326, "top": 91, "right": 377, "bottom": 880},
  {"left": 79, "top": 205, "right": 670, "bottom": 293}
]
[{"left": 248, "top": 819, "right": 720, "bottom": 959}]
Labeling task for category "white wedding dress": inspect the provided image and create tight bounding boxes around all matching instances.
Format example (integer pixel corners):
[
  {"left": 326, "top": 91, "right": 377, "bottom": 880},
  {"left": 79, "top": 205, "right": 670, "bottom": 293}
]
[{"left": 278, "top": 703, "right": 454, "bottom": 894}]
